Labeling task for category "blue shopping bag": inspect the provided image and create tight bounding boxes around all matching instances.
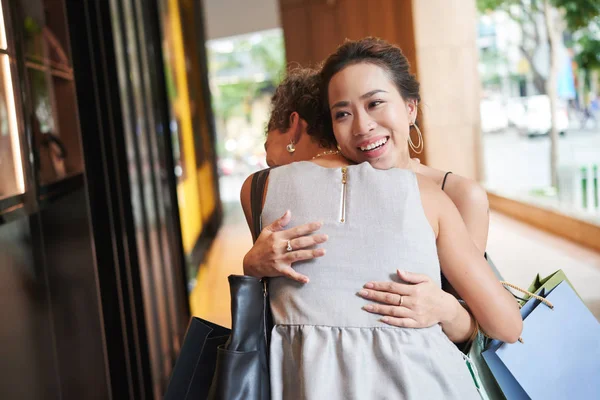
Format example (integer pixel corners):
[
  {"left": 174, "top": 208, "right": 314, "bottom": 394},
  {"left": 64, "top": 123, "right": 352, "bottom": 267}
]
[{"left": 482, "top": 281, "right": 600, "bottom": 399}]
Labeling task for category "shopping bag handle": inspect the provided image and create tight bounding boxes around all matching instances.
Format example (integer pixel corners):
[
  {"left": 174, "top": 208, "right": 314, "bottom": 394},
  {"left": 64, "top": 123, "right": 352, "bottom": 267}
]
[{"left": 501, "top": 281, "right": 555, "bottom": 310}]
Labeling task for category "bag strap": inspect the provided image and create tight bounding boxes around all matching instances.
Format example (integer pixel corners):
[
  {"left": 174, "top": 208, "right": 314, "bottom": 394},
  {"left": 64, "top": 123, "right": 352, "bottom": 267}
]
[
  {"left": 501, "top": 281, "right": 554, "bottom": 309},
  {"left": 250, "top": 168, "right": 271, "bottom": 243}
]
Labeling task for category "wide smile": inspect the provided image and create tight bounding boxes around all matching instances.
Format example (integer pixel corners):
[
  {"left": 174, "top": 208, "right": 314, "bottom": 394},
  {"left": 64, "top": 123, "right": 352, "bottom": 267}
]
[{"left": 357, "top": 136, "right": 389, "bottom": 158}]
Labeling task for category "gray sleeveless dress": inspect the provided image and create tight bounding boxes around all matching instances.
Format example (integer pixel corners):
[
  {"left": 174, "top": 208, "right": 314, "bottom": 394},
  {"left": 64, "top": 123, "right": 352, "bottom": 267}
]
[{"left": 261, "top": 161, "right": 480, "bottom": 400}]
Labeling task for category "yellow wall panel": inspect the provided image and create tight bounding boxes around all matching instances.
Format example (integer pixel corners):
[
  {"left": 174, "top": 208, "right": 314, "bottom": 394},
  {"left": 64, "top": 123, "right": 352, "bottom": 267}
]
[
  {"left": 169, "top": 0, "right": 203, "bottom": 253},
  {"left": 197, "top": 161, "right": 216, "bottom": 222}
]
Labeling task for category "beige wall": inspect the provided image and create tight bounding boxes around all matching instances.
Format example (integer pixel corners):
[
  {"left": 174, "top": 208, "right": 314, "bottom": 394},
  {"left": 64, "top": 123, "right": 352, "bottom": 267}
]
[
  {"left": 204, "top": 0, "right": 281, "bottom": 40},
  {"left": 412, "top": 0, "right": 483, "bottom": 180}
]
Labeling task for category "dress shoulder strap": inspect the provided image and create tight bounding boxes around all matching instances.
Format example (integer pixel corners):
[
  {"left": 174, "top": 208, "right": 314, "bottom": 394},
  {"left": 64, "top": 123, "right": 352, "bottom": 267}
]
[{"left": 441, "top": 171, "right": 452, "bottom": 191}]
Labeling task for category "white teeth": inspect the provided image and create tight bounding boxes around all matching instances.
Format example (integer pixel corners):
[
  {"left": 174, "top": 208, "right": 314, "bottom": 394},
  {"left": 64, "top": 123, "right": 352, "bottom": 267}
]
[{"left": 360, "top": 137, "right": 388, "bottom": 151}]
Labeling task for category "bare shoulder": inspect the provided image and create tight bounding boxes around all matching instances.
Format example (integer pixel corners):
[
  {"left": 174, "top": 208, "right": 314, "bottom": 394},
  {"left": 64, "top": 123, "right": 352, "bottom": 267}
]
[
  {"left": 443, "top": 173, "right": 489, "bottom": 211},
  {"left": 414, "top": 173, "right": 450, "bottom": 237},
  {"left": 436, "top": 173, "right": 490, "bottom": 253},
  {"left": 414, "top": 161, "right": 488, "bottom": 211},
  {"left": 240, "top": 173, "right": 256, "bottom": 227},
  {"left": 415, "top": 172, "right": 449, "bottom": 202}
]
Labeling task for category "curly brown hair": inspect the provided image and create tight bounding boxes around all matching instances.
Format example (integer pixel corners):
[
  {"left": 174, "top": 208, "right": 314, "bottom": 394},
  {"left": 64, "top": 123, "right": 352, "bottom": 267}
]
[{"left": 266, "top": 67, "right": 334, "bottom": 147}]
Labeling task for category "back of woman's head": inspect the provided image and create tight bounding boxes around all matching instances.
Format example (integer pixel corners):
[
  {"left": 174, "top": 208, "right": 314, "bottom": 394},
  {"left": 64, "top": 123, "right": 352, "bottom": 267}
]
[{"left": 320, "top": 37, "right": 421, "bottom": 107}]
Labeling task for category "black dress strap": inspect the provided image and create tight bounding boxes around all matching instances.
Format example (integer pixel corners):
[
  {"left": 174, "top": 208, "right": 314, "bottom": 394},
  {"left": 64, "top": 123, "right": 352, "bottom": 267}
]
[{"left": 441, "top": 171, "right": 452, "bottom": 191}]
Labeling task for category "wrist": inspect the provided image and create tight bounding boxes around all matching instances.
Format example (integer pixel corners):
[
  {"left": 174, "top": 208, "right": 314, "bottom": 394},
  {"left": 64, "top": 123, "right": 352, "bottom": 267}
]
[
  {"left": 439, "top": 291, "right": 460, "bottom": 327},
  {"left": 242, "top": 253, "right": 257, "bottom": 277}
]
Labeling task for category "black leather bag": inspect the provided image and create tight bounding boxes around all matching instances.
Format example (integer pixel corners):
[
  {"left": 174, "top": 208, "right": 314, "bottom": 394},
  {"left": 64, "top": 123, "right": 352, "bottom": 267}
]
[
  {"left": 208, "top": 168, "right": 273, "bottom": 400},
  {"left": 207, "top": 275, "right": 272, "bottom": 400},
  {"left": 163, "top": 169, "right": 272, "bottom": 400},
  {"left": 163, "top": 318, "right": 230, "bottom": 400}
]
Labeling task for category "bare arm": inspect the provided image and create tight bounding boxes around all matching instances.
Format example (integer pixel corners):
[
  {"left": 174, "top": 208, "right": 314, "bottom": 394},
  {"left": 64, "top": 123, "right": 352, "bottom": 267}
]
[
  {"left": 444, "top": 176, "right": 490, "bottom": 254},
  {"left": 413, "top": 162, "right": 489, "bottom": 254},
  {"left": 435, "top": 188, "right": 522, "bottom": 343}
]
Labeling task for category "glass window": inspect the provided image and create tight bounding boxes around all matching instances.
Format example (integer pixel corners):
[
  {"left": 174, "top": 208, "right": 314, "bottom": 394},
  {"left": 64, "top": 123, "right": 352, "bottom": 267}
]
[
  {"left": 477, "top": 5, "right": 600, "bottom": 225},
  {"left": 0, "top": 0, "right": 6, "bottom": 50},
  {"left": 18, "top": 0, "right": 82, "bottom": 185},
  {"left": 0, "top": 2, "right": 25, "bottom": 200}
]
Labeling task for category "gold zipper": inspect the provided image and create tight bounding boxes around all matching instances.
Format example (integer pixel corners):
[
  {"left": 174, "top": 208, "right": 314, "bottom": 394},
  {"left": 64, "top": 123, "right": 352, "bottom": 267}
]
[{"left": 340, "top": 167, "right": 347, "bottom": 223}]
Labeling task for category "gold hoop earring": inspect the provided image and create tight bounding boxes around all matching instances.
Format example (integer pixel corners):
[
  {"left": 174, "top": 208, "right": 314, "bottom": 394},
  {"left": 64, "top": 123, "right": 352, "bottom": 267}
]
[
  {"left": 286, "top": 141, "right": 296, "bottom": 153},
  {"left": 408, "top": 123, "right": 424, "bottom": 154}
]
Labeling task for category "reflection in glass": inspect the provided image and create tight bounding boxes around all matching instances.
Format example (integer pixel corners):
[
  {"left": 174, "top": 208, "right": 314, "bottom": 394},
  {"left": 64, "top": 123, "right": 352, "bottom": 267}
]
[
  {"left": 21, "top": 1, "right": 45, "bottom": 62},
  {"left": 18, "top": 0, "right": 82, "bottom": 185},
  {"left": 28, "top": 68, "right": 54, "bottom": 133},
  {"left": 20, "top": 0, "right": 71, "bottom": 71}
]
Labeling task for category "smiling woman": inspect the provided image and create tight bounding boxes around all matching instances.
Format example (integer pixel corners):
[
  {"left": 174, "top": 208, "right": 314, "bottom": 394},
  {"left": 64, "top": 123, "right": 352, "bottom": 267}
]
[{"left": 320, "top": 42, "right": 422, "bottom": 172}]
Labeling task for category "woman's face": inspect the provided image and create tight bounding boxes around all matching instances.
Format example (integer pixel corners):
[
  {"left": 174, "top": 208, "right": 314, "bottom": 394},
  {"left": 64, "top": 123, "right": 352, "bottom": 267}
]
[{"left": 327, "top": 63, "right": 417, "bottom": 170}]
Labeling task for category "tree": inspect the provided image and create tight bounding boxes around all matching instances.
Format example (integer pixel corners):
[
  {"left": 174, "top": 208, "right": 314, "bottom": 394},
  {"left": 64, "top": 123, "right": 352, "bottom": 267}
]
[
  {"left": 572, "top": 16, "right": 600, "bottom": 93},
  {"left": 477, "top": 0, "right": 600, "bottom": 188}
]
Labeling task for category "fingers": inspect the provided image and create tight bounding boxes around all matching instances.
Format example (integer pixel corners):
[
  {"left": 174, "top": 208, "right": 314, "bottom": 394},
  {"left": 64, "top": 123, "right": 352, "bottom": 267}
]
[
  {"left": 289, "top": 234, "right": 328, "bottom": 250},
  {"left": 282, "top": 221, "right": 323, "bottom": 240},
  {"left": 396, "top": 269, "right": 430, "bottom": 284},
  {"left": 363, "top": 281, "right": 415, "bottom": 296},
  {"left": 284, "top": 248, "right": 326, "bottom": 263},
  {"left": 380, "top": 316, "right": 420, "bottom": 328},
  {"left": 362, "top": 303, "right": 412, "bottom": 319},
  {"left": 280, "top": 266, "right": 310, "bottom": 284},
  {"left": 267, "top": 210, "right": 292, "bottom": 232},
  {"left": 358, "top": 289, "right": 412, "bottom": 308}
]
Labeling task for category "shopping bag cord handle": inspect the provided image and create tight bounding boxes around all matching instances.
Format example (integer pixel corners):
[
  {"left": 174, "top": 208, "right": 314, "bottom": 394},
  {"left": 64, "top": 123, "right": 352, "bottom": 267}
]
[{"left": 501, "top": 281, "right": 554, "bottom": 309}]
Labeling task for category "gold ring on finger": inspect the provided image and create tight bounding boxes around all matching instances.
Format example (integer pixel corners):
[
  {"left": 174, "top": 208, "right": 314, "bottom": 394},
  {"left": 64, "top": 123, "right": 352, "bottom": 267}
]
[{"left": 398, "top": 295, "right": 403, "bottom": 307}]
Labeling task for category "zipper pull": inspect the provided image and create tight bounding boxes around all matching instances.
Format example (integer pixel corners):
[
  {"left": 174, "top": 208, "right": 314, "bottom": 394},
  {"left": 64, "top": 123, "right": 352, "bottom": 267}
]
[{"left": 340, "top": 167, "right": 347, "bottom": 223}]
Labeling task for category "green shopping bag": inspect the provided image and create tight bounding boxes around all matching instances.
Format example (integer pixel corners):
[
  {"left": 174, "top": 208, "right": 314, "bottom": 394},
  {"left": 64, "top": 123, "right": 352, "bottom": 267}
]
[
  {"left": 521, "top": 269, "right": 580, "bottom": 305},
  {"left": 465, "top": 331, "right": 506, "bottom": 400}
]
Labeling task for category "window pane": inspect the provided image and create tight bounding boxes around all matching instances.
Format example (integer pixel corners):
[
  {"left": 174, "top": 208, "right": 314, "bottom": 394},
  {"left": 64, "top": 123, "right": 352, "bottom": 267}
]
[
  {"left": 20, "top": 0, "right": 45, "bottom": 62},
  {"left": 28, "top": 65, "right": 83, "bottom": 185},
  {"left": 0, "top": 54, "right": 24, "bottom": 200},
  {"left": 0, "top": 1, "right": 8, "bottom": 49},
  {"left": 477, "top": 8, "right": 600, "bottom": 225},
  {"left": 19, "top": 0, "right": 82, "bottom": 186},
  {"left": 18, "top": 0, "right": 72, "bottom": 71},
  {"left": 28, "top": 68, "right": 54, "bottom": 133}
]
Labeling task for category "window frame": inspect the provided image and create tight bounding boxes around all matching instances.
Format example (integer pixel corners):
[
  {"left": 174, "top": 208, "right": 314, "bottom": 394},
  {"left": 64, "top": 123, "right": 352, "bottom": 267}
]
[{"left": 0, "top": 0, "right": 85, "bottom": 223}]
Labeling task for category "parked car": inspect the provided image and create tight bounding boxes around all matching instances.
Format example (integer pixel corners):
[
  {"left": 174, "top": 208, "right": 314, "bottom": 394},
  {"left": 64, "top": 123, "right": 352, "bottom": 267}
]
[
  {"left": 480, "top": 98, "right": 509, "bottom": 133},
  {"left": 518, "top": 95, "right": 569, "bottom": 137}
]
